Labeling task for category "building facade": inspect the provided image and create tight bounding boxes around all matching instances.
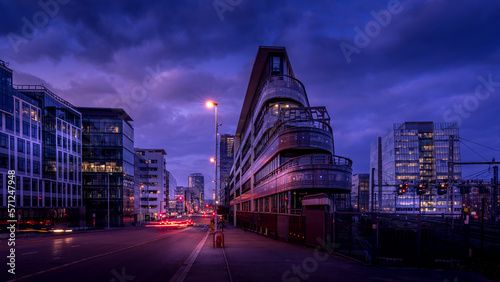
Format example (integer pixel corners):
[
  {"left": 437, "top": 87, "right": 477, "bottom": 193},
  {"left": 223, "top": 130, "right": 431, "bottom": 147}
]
[
  {"left": 174, "top": 186, "right": 186, "bottom": 214},
  {"left": 79, "top": 107, "right": 135, "bottom": 227},
  {"left": 351, "top": 173, "right": 370, "bottom": 212},
  {"left": 370, "top": 122, "right": 462, "bottom": 215},
  {"left": 0, "top": 60, "right": 84, "bottom": 227},
  {"left": 134, "top": 148, "right": 168, "bottom": 220},
  {"left": 166, "top": 170, "right": 177, "bottom": 213},
  {"left": 219, "top": 134, "right": 234, "bottom": 205},
  {"left": 188, "top": 173, "right": 204, "bottom": 212},
  {"left": 227, "top": 46, "right": 352, "bottom": 228}
]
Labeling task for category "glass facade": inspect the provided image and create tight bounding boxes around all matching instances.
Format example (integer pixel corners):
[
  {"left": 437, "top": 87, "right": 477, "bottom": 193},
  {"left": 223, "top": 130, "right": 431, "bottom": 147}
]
[
  {"left": 79, "top": 108, "right": 134, "bottom": 227},
  {"left": 219, "top": 134, "right": 234, "bottom": 205},
  {"left": 0, "top": 61, "right": 83, "bottom": 228},
  {"left": 370, "top": 122, "right": 462, "bottom": 214}
]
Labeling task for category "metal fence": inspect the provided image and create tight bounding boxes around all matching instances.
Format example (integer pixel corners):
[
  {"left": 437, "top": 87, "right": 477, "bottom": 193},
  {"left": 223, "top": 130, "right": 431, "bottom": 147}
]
[{"left": 327, "top": 212, "right": 469, "bottom": 268}]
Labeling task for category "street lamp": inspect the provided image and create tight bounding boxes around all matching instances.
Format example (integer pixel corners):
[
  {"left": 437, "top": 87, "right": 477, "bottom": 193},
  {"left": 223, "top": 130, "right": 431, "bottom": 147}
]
[
  {"left": 206, "top": 101, "right": 219, "bottom": 232},
  {"left": 108, "top": 173, "right": 112, "bottom": 229}
]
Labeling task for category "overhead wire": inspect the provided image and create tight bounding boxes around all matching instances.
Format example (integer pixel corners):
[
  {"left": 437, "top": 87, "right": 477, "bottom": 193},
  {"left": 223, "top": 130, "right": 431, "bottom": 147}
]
[{"left": 459, "top": 137, "right": 500, "bottom": 154}]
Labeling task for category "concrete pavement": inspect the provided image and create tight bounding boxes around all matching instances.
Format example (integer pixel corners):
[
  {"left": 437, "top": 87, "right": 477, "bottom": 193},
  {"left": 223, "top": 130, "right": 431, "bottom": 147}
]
[{"left": 185, "top": 225, "right": 492, "bottom": 282}]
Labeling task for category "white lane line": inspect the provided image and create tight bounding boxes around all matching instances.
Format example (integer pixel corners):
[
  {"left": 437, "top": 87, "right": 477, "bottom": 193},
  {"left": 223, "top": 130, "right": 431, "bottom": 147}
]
[
  {"left": 222, "top": 246, "right": 233, "bottom": 282},
  {"left": 169, "top": 231, "right": 210, "bottom": 282},
  {"left": 71, "top": 245, "right": 81, "bottom": 248},
  {"left": 21, "top": 251, "right": 38, "bottom": 256},
  {"left": 8, "top": 228, "right": 190, "bottom": 282}
]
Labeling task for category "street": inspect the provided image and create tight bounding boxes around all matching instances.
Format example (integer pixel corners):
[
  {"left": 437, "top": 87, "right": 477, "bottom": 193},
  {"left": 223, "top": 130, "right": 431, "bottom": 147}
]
[{"left": 1, "top": 216, "right": 210, "bottom": 282}]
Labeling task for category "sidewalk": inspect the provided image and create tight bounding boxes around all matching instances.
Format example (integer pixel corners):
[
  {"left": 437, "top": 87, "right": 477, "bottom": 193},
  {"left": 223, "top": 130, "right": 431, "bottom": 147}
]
[{"left": 185, "top": 225, "right": 492, "bottom": 282}]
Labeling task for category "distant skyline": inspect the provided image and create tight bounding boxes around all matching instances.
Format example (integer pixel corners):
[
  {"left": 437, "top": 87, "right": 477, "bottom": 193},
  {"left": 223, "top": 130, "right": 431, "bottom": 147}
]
[{"left": 1, "top": 0, "right": 499, "bottom": 186}]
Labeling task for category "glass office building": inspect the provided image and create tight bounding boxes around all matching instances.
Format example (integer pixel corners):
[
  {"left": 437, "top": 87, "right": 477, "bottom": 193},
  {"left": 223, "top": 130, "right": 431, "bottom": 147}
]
[
  {"left": 1, "top": 59, "right": 84, "bottom": 227},
  {"left": 79, "top": 107, "right": 135, "bottom": 227},
  {"left": 370, "top": 122, "right": 462, "bottom": 214},
  {"left": 219, "top": 134, "right": 234, "bottom": 205}
]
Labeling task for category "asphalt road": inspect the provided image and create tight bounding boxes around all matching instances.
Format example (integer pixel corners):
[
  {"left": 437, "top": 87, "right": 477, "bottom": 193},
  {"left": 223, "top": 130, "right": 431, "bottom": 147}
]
[{"left": 1, "top": 216, "right": 211, "bottom": 282}]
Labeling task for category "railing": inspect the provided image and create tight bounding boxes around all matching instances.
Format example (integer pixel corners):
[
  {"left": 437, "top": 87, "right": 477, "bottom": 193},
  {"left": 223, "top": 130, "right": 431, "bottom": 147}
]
[
  {"left": 254, "top": 107, "right": 334, "bottom": 160},
  {"left": 14, "top": 84, "right": 78, "bottom": 111},
  {"left": 259, "top": 75, "right": 307, "bottom": 100},
  {"left": 256, "top": 154, "right": 352, "bottom": 184}
]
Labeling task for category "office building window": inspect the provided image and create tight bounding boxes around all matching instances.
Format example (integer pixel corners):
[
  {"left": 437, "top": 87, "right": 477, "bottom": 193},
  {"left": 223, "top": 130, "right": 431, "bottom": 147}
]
[
  {"left": 15, "top": 118, "right": 19, "bottom": 133},
  {"left": 17, "top": 138, "right": 24, "bottom": 152},
  {"left": 23, "top": 121, "right": 29, "bottom": 137},
  {"left": 22, "top": 103, "right": 29, "bottom": 117},
  {"left": 31, "top": 125, "right": 37, "bottom": 138},
  {"left": 27, "top": 141, "right": 30, "bottom": 154},
  {"left": 0, "top": 133, "right": 7, "bottom": 148},
  {"left": 18, "top": 157, "right": 25, "bottom": 172},
  {"left": 33, "top": 161, "right": 40, "bottom": 175},
  {"left": 33, "top": 144, "right": 40, "bottom": 156},
  {"left": 0, "top": 153, "right": 8, "bottom": 168},
  {"left": 5, "top": 116, "right": 13, "bottom": 131}
]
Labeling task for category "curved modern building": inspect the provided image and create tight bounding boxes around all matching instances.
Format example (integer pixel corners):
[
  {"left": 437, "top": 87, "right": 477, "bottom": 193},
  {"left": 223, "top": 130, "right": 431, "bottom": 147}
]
[{"left": 229, "top": 47, "right": 352, "bottom": 233}]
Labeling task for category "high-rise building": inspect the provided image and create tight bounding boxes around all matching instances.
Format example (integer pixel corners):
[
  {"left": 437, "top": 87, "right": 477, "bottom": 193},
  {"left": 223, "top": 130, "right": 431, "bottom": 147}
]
[
  {"left": 79, "top": 107, "right": 135, "bottom": 227},
  {"left": 351, "top": 174, "right": 370, "bottom": 212},
  {"left": 166, "top": 170, "right": 177, "bottom": 200},
  {"left": 370, "top": 122, "right": 462, "bottom": 215},
  {"left": 174, "top": 186, "right": 186, "bottom": 214},
  {"left": 1, "top": 59, "right": 84, "bottom": 228},
  {"left": 219, "top": 134, "right": 234, "bottom": 205},
  {"left": 134, "top": 148, "right": 168, "bottom": 220},
  {"left": 227, "top": 46, "right": 352, "bottom": 229},
  {"left": 188, "top": 173, "right": 204, "bottom": 212}
]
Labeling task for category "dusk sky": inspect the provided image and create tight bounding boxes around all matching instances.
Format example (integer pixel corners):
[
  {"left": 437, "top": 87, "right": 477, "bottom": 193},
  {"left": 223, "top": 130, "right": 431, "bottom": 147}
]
[{"left": 1, "top": 0, "right": 499, "bottom": 192}]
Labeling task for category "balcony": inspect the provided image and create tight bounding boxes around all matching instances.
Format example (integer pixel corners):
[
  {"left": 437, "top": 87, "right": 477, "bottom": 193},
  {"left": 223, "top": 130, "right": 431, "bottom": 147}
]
[
  {"left": 253, "top": 75, "right": 309, "bottom": 121},
  {"left": 252, "top": 154, "right": 353, "bottom": 198}
]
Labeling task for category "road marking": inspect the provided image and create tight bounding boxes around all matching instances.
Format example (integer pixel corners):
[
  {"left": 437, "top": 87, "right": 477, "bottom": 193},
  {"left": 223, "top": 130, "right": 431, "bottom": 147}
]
[
  {"left": 169, "top": 231, "right": 209, "bottom": 282},
  {"left": 71, "top": 245, "right": 81, "bottom": 248},
  {"left": 8, "top": 228, "right": 190, "bottom": 282},
  {"left": 222, "top": 245, "right": 233, "bottom": 282},
  {"left": 21, "top": 251, "right": 38, "bottom": 256}
]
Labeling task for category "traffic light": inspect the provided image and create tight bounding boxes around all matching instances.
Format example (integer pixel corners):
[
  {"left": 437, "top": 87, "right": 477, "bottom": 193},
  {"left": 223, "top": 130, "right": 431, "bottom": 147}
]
[
  {"left": 417, "top": 183, "right": 427, "bottom": 195},
  {"left": 397, "top": 183, "right": 406, "bottom": 195},
  {"left": 437, "top": 183, "right": 447, "bottom": 195},
  {"left": 178, "top": 196, "right": 183, "bottom": 201}
]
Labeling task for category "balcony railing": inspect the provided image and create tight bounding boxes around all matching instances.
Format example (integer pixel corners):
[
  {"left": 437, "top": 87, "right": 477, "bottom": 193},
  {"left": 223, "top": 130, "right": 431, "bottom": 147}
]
[{"left": 257, "top": 154, "right": 352, "bottom": 184}]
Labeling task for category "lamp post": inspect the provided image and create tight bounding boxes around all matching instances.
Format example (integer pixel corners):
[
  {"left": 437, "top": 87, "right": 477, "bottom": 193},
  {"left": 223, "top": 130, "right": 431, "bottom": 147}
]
[
  {"left": 140, "top": 184, "right": 144, "bottom": 225},
  {"left": 207, "top": 101, "right": 219, "bottom": 232},
  {"left": 108, "top": 173, "right": 112, "bottom": 229}
]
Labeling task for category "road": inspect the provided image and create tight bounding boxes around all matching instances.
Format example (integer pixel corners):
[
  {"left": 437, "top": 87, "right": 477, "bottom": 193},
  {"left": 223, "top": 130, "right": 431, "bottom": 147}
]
[{"left": 1, "top": 215, "right": 211, "bottom": 282}]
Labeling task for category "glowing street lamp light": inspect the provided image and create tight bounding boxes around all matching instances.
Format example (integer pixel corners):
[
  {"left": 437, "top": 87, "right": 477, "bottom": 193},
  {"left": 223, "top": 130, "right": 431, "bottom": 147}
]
[{"left": 210, "top": 158, "right": 215, "bottom": 163}]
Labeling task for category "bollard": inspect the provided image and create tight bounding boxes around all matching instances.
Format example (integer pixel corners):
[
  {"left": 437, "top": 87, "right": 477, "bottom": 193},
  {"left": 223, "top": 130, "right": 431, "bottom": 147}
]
[{"left": 213, "top": 231, "right": 224, "bottom": 248}]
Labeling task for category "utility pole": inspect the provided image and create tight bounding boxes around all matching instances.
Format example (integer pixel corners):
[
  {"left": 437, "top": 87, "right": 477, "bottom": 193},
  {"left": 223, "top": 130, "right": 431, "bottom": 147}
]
[
  {"left": 448, "top": 135, "right": 455, "bottom": 227},
  {"left": 371, "top": 167, "right": 375, "bottom": 212},
  {"left": 449, "top": 159, "right": 500, "bottom": 224},
  {"left": 378, "top": 137, "right": 383, "bottom": 212},
  {"left": 492, "top": 165, "right": 498, "bottom": 223}
]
